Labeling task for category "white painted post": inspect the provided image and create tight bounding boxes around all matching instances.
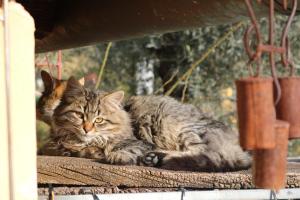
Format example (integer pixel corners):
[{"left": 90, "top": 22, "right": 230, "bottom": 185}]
[{"left": 0, "top": 2, "right": 37, "bottom": 200}]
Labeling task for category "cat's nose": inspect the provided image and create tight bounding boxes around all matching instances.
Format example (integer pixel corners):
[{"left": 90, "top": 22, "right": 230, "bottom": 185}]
[{"left": 83, "top": 122, "right": 93, "bottom": 133}]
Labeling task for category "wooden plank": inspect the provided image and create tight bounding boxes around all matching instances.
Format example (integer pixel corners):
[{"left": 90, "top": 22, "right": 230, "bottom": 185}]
[
  {"left": 37, "top": 156, "right": 300, "bottom": 189},
  {"left": 1, "top": 2, "right": 37, "bottom": 200},
  {"left": 0, "top": 4, "right": 10, "bottom": 199}
]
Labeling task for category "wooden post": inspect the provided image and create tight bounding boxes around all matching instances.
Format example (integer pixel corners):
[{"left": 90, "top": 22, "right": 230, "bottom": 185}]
[
  {"left": 0, "top": 2, "right": 37, "bottom": 200},
  {"left": 0, "top": 36, "right": 10, "bottom": 200}
]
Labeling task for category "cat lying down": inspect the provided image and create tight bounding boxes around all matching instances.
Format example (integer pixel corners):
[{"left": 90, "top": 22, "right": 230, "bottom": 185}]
[{"left": 37, "top": 71, "right": 251, "bottom": 172}]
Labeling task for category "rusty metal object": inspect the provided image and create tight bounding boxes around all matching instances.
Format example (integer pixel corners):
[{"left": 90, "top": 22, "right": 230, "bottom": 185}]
[
  {"left": 14, "top": 0, "right": 300, "bottom": 53},
  {"left": 56, "top": 50, "right": 62, "bottom": 79},
  {"left": 244, "top": 0, "right": 281, "bottom": 101},
  {"left": 281, "top": 0, "right": 298, "bottom": 75},
  {"left": 236, "top": 77, "right": 276, "bottom": 150},
  {"left": 35, "top": 50, "right": 63, "bottom": 79},
  {"left": 253, "top": 120, "right": 289, "bottom": 190},
  {"left": 276, "top": 77, "right": 300, "bottom": 139},
  {"left": 243, "top": 0, "right": 298, "bottom": 104},
  {"left": 242, "top": 0, "right": 298, "bottom": 191}
]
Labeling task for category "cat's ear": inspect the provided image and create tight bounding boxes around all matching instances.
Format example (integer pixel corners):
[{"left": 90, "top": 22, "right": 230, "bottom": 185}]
[
  {"left": 78, "top": 77, "right": 85, "bottom": 86},
  {"left": 41, "top": 70, "right": 54, "bottom": 94},
  {"left": 64, "top": 76, "right": 85, "bottom": 101},
  {"left": 103, "top": 91, "right": 124, "bottom": 110},
  {"left": 104, "top": 91, "right": 124, "bottom": 103}
]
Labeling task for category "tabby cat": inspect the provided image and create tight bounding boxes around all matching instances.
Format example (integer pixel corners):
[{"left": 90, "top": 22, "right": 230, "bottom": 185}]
[
  {"left": 36, "top": 70, "right": 84, "bottom": 125},
  {"left": 51, "top": 77, "right": 153, "bottom": 164},
  {"left": 126, "top": 96, "right": 251, "bottom": 171},
  {"left": 37, "top": 71, "right": 105, "bottom": 159},
  {"left": 48, "top": 77, "right": 250, "bottom": 171}
]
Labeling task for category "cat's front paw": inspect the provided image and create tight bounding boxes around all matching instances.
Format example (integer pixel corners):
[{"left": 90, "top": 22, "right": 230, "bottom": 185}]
[
  {"left": 106, "top": 152, "right": 139, "bottom": 165},
  {"left": 61, "top": 150, "right": 72, "bottom": 157},
  {"left": 142, "top": 151, "right": 166, "bottom": 167},
  {"left": 89, "top": 136, "right": 107, "bottom": 148}
]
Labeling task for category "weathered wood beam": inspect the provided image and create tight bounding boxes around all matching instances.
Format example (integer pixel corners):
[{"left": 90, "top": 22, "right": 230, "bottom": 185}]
[
  {"left": 16, "top": 0, "right": 300, "bottom": 53},
  {"left": 37, "top": 156, "right": 300, "bottom": 189}
]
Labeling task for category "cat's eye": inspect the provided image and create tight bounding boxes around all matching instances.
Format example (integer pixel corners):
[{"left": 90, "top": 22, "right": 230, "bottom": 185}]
[
  {"left": 95, "top": 117, "right": 104, "bottom": 123},
  {"left": 74, "top": 112, "right": 83, "bottom": 118}
]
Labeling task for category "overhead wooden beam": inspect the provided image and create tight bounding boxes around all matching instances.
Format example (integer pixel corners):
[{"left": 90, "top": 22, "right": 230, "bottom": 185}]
[
  {"left": 16, "top": 0, "right": 300, "bottom": 53},
  {"left": 37, "top": 156, "right": 300, "bottom": 189}
]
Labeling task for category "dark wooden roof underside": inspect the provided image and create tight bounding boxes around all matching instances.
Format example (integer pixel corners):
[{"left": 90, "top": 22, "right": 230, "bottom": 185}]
[{"left": 16, "top": 0, "right": 300, "bottom": 53}]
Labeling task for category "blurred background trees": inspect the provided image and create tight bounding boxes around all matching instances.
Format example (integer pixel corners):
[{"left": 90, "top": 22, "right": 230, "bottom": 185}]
[{"left": 36, "top": 15, "right": 300, "bottom": 155}]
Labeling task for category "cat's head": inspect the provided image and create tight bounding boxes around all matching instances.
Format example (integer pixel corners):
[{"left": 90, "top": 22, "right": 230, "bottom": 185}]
[
  {"left": 52, "top": 77, "right": 132, "bottom": 143},
  {"left": 36, "top": 70, "right": 84, "bottom": 125}
]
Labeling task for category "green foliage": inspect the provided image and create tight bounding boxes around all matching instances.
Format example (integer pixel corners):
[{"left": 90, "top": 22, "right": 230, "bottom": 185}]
[
  {"left": 36, "top": 14, "right": 300, "bottom": 155},
  {"left": 289, "top": 140, "right": 300, "bottom": 156},
  {"left": 36, "top": 121, "right": 50, "bottom": 150}
]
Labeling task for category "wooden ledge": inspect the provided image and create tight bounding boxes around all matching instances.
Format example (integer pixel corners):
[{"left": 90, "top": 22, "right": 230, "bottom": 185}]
[{"left": 37, "top": 156, "right": 300, "bottom": 189}]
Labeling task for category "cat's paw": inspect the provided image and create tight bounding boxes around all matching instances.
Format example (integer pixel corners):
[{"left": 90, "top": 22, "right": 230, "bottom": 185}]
[
  {"left": 90, "top": 136, "right": 107, "bottom": 148},
  {"left": 59, "top": 146, "right": 76, "bottom": 157},
  {"left": 62, "top": 141, "right": 87, "bottom": 151},
  {"left": 62, "top": 151, "right": 72, "bottom": 157},
  {"left": 142, "top": 151, "right": 166, "bottom": 167},
  {"left": 106, "top": 152, "right": 138, "bottom": 165}
]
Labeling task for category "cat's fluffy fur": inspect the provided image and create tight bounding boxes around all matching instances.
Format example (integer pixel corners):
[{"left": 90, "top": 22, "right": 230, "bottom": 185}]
[
  {"left": 36, "top": 71, "right": 69, "bottom": 125},
  {"left": 51, "top": 77, "right": 153, "bottom": 165},
  {"left": 126, "top": 96, "right": 250, "bottom": 171},
  {"left": 36, "top": 70, "right": 84, "bottom": 125},
  {"left": 37, "top": 71, "right": 105, "bottom": 160},
  {"left": 40, "top": 75, "right": 251, "bottom": 171}
]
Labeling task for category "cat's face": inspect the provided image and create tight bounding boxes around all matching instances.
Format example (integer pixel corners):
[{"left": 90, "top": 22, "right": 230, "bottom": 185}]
[
  {"left": 37, "top": 71, "right": 84, "bottom": 125},
  {"left": 53, "top": 77, "right": 130, "bottom": 143}
]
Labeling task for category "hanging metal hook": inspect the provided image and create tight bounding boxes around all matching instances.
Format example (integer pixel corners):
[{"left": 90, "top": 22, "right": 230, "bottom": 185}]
[
  {"left": 280, "top": 0, "right": 297, "bottom": 76},
  {"left": 244, "top": 0, "right": 263, "bottom": 76},
  {"left": 268, "top": 0, "right": 282, "bottom": 105},
  {"left": 243, "top": 0, "right": 297, "bottom": 105}
]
